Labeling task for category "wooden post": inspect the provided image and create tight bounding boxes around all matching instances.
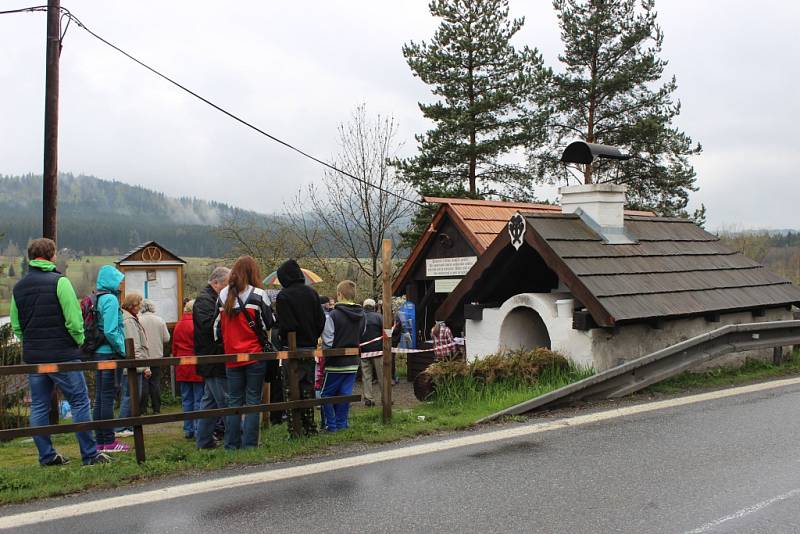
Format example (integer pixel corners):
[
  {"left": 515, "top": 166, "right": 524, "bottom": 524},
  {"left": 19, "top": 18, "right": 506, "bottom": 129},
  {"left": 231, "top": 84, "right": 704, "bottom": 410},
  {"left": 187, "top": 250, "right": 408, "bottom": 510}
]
[
  {"left": 261, "top": 383, "right": 271, "bottom": 428},
  {"left": 125, "top": 338, "right": 146, "bottom": 463},
  {"left": 773, "top": 346, "right": 785, "bottom": 365},
  {"left": 381, "top": 239, "right": 393, "bottom": 423},
  {"left": 43, "top": 0, "right": 60, "bottom": 243},
  {"left": 286, "top": 332, "right": 302, "bottom": 438},
  {"left": 44, "top": 0, "right": 61, "bottom": 425}
]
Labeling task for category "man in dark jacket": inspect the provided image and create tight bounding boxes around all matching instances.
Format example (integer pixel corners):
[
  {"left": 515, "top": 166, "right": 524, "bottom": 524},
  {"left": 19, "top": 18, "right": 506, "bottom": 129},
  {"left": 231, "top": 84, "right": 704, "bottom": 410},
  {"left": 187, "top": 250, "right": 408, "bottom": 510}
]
[
  {"left": 321, "top": 280, "right": 365, "bottom": 432},
  {"left": 10, "top": 238, "right": 109, "bottom": 465},
  {"left": 359, "top": 299, "right": 383, "bottom": 407},
  {"left": 194, "top": 266, "right": 230, "bottom": 449},
  {"left": 276, "top": 259, "right": 326, "bottom": 436}
]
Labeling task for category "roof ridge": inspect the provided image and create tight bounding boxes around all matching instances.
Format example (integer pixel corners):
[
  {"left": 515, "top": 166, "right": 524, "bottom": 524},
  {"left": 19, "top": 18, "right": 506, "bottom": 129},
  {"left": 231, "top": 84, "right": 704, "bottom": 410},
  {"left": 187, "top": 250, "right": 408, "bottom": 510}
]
[{"left": 424, "top": 196, "right": 561, "bottom": 210}]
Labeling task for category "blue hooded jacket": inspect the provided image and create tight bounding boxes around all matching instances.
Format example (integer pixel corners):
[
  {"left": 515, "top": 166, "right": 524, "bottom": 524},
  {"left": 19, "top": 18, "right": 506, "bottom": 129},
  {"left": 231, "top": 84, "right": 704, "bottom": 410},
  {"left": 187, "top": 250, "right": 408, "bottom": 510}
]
[{"left": 94, "top": 265, "right": 126, "bottom": 356}]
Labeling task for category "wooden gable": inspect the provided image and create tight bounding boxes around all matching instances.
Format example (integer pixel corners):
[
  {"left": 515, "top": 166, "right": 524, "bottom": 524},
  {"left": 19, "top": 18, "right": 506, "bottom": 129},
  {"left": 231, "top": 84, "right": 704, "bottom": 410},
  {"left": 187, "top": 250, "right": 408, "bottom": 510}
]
[{"left": 117, "top": 241, "right": 186, "bottom": 266}]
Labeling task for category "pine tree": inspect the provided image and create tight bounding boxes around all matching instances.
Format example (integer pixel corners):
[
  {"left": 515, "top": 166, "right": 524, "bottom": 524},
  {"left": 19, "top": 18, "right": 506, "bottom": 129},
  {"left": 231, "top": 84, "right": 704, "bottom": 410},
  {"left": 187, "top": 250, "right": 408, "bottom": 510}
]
[
  {"left": 398, "top": 0, "right": 548, "bottom": 246},
  {"left": 7, "top": 263, "right": 15, "bottom": 278},
  {"left": 531, "top": 0, "right": 702, "bottom": 217}
]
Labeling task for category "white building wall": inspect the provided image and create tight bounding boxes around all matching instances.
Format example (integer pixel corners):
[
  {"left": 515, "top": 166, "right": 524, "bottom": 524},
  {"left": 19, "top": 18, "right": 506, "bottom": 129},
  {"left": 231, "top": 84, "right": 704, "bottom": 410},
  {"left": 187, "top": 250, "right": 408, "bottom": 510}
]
[
  {"left": 465, "top": 293, "right": 793, "bottom": 373},
  {"left": 465, "top": 292, "right": 593, "bottom": 368},
  {"left": 589, "top": 307, "right": 792, "bottom": 372}
]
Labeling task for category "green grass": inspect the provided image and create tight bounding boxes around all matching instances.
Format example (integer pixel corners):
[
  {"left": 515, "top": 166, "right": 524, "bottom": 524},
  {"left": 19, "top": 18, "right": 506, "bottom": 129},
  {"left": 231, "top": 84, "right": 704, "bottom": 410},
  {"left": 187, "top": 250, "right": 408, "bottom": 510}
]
[
  {"left": 644, "top": 352, "right": 800, "bottom": 395},
  {"left": 0, "top": 366, "right": 591, "bottom": 505}
]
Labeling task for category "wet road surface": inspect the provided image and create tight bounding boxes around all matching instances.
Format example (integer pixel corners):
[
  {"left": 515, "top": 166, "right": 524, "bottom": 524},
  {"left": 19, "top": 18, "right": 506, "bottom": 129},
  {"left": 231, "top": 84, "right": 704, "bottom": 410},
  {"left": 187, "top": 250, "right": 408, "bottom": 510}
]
[{"left": 4, "top": 381, "right": 800, "bottom": 533}]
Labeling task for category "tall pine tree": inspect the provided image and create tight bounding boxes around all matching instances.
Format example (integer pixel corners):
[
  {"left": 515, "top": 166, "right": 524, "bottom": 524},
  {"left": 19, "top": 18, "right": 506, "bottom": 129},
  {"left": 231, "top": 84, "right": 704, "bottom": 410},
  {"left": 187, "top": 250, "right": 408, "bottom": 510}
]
[
  {"left": 531, "top": 0, "right": 702, "bottom": 217},
  {"left": 398, "top": 0, "right": 548, "bottom": 246}
]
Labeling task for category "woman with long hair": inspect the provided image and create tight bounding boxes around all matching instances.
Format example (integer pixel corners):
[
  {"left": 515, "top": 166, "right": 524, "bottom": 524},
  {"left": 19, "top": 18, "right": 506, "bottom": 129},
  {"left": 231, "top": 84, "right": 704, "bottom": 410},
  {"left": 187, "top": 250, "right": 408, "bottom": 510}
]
[{"left": 214, "top": 256, "right": 274, "bottom": 449}]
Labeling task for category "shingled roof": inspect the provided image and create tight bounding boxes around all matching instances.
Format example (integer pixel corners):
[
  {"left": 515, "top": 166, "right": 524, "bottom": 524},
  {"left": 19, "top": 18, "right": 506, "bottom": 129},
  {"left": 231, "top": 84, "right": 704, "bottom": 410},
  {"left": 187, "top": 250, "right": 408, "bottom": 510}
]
[
  {"left": 437, "top": 212, "right": 800, "bottom": 327},
  {"left": 393, "top": 197, "right": 653, "bottom": 295}
]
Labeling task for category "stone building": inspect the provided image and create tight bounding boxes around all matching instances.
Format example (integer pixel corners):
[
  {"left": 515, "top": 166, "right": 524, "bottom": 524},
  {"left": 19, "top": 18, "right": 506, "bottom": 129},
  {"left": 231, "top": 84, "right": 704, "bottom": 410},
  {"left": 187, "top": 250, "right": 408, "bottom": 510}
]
[{"left": 436, "top": 184, "right": 800, "bottom": 371}]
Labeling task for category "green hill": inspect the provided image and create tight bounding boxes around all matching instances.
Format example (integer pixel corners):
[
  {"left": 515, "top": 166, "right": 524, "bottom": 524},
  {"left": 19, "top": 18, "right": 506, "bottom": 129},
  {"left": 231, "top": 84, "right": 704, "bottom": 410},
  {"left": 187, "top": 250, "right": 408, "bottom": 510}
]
[{"left": 0, "top": 173, "right": 262, "bottom": 257}]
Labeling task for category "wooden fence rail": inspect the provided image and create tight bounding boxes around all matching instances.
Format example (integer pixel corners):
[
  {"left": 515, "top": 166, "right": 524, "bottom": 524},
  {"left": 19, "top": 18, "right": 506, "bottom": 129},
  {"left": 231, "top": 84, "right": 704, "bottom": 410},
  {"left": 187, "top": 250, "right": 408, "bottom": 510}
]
[{"left": 0, "top": 332, "right": 365, "bottom": 462}]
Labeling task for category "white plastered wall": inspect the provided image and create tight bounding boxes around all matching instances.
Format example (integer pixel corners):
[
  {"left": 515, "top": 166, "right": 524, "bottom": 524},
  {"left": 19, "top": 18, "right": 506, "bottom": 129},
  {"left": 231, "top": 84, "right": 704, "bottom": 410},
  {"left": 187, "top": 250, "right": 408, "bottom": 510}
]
[
  {"left": 465, "top": 292, "right": 593, "bottom": 367},
  {"left": 589, "top": 307, "right": 793, "bottom": 372}
]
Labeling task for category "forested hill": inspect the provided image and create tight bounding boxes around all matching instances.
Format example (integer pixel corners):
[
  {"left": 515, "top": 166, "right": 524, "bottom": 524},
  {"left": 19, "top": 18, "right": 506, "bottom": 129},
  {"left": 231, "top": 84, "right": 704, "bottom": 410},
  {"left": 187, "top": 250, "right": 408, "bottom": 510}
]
[{"left": 0, "top": 173, "right": 261, "bottom": 257}]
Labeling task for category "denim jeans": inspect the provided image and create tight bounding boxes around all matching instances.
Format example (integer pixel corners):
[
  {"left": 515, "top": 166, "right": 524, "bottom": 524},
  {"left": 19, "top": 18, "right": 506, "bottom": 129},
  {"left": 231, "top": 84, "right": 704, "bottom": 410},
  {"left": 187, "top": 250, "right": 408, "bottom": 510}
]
[
  {"left": 117, "top": 371, "right": 142, "bottom": 432},
  {"left": 224, "top": 361, "right": 266, "bottom": 449},
  {"left": 28, "top": 363, "right": 97, "bottom": 464},
  {"left": 93, "top": 354, "right": 117, "bottom": 445},
  {"left": 196, "top": 376, "right": 228, "bottom": 449},
  {"left": 321, "top": 371, "right": 356, "bottom": 431},
  {"left": 179, "top": 381, "right": 205, "bottom": 436}
]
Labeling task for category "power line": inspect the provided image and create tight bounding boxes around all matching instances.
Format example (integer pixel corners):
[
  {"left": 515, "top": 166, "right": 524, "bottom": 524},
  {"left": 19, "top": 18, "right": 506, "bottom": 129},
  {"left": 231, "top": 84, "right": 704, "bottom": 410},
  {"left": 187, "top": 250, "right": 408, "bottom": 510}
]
[{"left": 2, "top": 5, "right": 424, "bottom": 208}]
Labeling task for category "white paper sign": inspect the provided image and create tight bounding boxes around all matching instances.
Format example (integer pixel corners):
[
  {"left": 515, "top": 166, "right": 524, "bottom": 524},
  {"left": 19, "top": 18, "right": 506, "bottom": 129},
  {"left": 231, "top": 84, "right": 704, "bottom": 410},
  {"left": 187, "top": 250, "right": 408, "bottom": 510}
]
[
  {"left": 425, "top": 256, "right": 477, "bottom": 277},
  {"left": 434, "top": 278, "right": 461, "bottom": 293},
  {"left": 125, "top": 269, "right": 179, "bottom": 323}
]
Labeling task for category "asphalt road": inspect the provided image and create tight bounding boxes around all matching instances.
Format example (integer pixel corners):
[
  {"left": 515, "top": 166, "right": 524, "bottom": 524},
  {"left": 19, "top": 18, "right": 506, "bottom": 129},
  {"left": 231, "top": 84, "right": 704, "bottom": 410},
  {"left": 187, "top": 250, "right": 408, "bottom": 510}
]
[{"left": 5, "top": 380, "right": 800, "bottom": 533}]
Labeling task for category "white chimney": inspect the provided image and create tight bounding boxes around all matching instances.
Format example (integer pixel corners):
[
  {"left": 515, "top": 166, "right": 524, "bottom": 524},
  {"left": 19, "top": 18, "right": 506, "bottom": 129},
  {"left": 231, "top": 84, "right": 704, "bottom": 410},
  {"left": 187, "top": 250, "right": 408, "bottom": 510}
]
[{"left": 559, "top": 184, "right": 634, "bottom": 244}]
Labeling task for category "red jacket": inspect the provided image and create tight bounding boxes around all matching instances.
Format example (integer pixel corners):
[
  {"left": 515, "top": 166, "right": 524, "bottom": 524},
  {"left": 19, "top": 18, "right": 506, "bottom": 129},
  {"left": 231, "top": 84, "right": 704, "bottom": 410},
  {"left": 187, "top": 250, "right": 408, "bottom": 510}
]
[
  {"left": 173, "top": 312, "right": 203, "bottom": 382},
  {"left": 215, "top": 286, "right": 273, "bottom": 368}
]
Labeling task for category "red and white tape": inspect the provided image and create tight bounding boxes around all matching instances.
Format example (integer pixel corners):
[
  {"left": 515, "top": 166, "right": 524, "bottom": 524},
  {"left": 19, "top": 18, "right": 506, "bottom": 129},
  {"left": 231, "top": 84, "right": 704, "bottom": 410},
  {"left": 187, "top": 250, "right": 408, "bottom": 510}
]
[{"left": 360, "top": 341, "right": 460, "bottom": 359}]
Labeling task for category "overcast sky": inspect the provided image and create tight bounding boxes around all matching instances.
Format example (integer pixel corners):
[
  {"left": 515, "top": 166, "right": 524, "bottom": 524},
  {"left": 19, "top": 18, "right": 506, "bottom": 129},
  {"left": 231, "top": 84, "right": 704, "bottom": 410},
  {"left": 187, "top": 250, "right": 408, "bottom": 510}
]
[{"left": 1, "top": 0, "right": 798, "bottom": 230}]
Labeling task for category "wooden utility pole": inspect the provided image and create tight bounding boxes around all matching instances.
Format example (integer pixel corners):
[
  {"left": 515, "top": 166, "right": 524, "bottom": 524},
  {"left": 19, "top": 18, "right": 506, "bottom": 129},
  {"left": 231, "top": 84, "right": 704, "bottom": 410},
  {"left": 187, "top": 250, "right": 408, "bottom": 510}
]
[
  {"left": 44, "top": 0, "right": 61, "bottom": 426},
  {"left": 381, "top": 239, "right": 393, "bottom": 423},
  {"left": 43, "top": 0, "right": 60, "bottom": 241}
]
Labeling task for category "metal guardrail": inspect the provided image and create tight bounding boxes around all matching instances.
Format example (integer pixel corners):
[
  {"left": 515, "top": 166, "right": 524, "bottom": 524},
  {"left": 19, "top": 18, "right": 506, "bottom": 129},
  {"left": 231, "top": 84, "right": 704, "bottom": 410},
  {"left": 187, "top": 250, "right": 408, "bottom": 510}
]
[
  {"left": 478, "top": 320, "right": 800, "bottom": 422},
  {"left": 0, "top": 333, "right": 364, "bottom": 462}
]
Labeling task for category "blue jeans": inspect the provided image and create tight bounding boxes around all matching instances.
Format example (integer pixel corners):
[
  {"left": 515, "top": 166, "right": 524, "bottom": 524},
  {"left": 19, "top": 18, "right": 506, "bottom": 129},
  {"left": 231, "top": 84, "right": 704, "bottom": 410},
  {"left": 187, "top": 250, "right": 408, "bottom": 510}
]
[
  {"left": 180, "top": 381, "right": 205, "bottom": 436},
  {"left": 224, "top": 361, "right": 265, "bottom": 449},
  {"left": 117, "top": 371, "right": 142, "bottom": 432},
  {"left": 93, "top": 354, "right": 117, "bottom": 445},
  {"left": 196, "top": 376, "right": 228, "bottom": 449},
  {"left": 28, "top": 364, "right": 97, "bottom": 464},
  {"left": 321, "top": 372, "right": 356, "bottom": 431}
]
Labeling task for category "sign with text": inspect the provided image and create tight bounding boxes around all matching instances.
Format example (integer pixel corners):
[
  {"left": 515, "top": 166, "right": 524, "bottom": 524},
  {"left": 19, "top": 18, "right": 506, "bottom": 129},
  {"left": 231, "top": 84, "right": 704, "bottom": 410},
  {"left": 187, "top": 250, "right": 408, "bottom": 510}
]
[
  {"left": 434, "top": 278, "right": 461, "bottom": 293},
  {"left": 426, "top": 256, "right": 477, "bottom": 277}
]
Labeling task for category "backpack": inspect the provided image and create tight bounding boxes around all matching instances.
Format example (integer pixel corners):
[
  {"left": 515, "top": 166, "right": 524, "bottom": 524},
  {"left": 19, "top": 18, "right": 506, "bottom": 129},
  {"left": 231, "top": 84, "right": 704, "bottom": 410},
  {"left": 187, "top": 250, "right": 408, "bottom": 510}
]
[{"left": 80, "top": 290, "right": 111, "bottom": 355}]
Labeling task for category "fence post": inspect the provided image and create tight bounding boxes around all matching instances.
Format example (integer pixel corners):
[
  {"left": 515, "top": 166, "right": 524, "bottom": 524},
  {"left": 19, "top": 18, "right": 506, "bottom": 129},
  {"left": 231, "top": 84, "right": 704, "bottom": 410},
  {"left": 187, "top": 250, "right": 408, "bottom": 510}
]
[
  {"left": 286, "top": 332, "right": 302, "bottom": 438},
  {"left": 773, "top": 346, "right": 785, "bottom": 365},
  {"left": 126, "top": 338, "right": 146, "bottom": 463},
  {"left": 381, "top": 238, "right": 393, "bottom": 423}
]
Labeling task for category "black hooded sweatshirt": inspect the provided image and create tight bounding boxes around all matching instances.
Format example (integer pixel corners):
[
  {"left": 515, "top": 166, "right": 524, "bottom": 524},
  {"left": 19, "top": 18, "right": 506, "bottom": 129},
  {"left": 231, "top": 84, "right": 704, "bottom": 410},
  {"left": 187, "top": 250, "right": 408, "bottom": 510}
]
[
  {"left": 325, "top": 303, "right": 366, "bottom": 370},
  {"left": 275, "top": 259, "right": 326, "bottom": 348}
]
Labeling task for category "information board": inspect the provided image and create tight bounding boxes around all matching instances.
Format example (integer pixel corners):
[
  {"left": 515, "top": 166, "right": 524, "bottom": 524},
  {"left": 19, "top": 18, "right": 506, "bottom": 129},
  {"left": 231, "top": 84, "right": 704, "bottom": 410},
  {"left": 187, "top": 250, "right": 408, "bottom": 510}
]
[
  {"left": 434, "top": 278, "right": 462, "bottom": 293},
  {"left": 125, "top": 269, "right": 179, "bottom": 323},
  {"left": 425, "top": 256, "right": 477, "bottom": 278}
]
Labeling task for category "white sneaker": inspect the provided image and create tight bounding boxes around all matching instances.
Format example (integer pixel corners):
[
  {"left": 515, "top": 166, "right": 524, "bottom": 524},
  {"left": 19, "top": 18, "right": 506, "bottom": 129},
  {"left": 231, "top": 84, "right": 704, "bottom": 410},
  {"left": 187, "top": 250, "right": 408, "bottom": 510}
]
[{"left": 115, "top": 429, "right": 134, "bottom": 438}]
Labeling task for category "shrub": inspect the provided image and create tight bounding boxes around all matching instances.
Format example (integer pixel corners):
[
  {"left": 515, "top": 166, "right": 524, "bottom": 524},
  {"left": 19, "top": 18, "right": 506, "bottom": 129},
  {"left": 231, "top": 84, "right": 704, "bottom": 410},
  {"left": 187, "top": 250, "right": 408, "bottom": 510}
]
[{"left": 422, "top": 347, "right": 575, "bottom": 403}]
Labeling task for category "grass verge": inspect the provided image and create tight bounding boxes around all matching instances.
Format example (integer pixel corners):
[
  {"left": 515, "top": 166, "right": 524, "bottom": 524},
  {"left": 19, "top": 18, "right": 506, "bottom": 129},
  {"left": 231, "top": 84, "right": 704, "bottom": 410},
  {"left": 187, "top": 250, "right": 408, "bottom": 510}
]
[
  {"left": 644, "top": 352, "right": 800, "bottom": 395},
  {"left": 0, "top": 366, "right": 590, "bottom": 505}
]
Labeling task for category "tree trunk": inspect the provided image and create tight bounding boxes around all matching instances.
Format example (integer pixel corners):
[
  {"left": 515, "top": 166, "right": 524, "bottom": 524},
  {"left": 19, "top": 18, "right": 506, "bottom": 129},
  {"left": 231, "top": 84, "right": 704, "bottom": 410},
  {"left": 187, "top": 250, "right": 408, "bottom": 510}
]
[
  {"left": 584, "top": 1, "right": 600, "bottom": 185},
  {"left": 467, "top": 22, "right": 477, "bottom": 195}
]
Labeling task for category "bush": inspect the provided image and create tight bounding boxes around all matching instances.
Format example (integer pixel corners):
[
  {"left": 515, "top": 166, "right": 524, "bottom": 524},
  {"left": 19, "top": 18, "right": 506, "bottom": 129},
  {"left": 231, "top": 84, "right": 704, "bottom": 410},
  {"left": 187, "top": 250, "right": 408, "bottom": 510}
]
[
  {"left": 0, "top": 324, "right": 26, "bottom": 431},
  {"left": 428, "top": 348, "right": 569, "bottom": 387},
  {"left": 422, "top": 348, "right": 577, "bottom": 403},
  {"left": 422, "top": 348, "right": 593, "bottom": 404}
]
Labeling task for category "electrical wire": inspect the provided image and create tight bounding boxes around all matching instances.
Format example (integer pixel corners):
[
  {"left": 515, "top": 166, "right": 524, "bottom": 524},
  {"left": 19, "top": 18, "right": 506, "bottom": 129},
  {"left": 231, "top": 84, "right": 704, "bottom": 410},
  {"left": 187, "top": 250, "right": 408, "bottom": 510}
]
[{"left": 2, "top": 5, "right": 424, "bottom": 208}]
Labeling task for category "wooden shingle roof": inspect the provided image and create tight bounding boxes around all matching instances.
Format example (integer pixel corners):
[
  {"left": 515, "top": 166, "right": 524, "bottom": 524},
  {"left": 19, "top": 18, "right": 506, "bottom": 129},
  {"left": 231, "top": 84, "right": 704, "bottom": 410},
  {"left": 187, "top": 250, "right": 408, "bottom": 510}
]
[
  {"left": 438, "top": 212, "right": 800, "bottom": 326},
  {"left": 393, "top": 197, "right": 654, "bottom": 295}
]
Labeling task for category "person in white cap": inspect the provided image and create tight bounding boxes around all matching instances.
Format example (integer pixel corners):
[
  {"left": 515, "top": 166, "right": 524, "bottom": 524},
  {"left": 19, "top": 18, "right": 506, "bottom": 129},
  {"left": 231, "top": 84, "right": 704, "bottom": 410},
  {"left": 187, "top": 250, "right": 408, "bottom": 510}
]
[{"left": 359, "top": 298, "right": 384, "bottom": 406}]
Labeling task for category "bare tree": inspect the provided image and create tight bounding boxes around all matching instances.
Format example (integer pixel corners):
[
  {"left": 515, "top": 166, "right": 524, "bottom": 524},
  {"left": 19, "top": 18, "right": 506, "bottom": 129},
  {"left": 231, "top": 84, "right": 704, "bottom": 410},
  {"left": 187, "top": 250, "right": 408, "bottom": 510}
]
[
  {"left": 216, "top": 212, "right": 308, "bottom": 274},
  {"left": 288, "top": 104, "right": 415, "bottom": 299}
]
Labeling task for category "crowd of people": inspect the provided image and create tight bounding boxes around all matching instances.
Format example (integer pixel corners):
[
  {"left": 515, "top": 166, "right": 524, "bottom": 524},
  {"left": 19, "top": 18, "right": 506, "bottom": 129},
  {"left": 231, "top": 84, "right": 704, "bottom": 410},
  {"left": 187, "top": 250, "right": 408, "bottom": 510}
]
[{"left": 9, "top": 237, "right": 408, "bottom": 465}]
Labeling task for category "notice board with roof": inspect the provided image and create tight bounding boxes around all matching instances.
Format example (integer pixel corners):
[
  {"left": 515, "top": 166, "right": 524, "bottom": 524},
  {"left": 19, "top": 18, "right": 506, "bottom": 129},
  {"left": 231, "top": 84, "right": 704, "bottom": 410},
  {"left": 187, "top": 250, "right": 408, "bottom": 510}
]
[{"left": 116, "top": 241, "right": 186, "bottom": 325}]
